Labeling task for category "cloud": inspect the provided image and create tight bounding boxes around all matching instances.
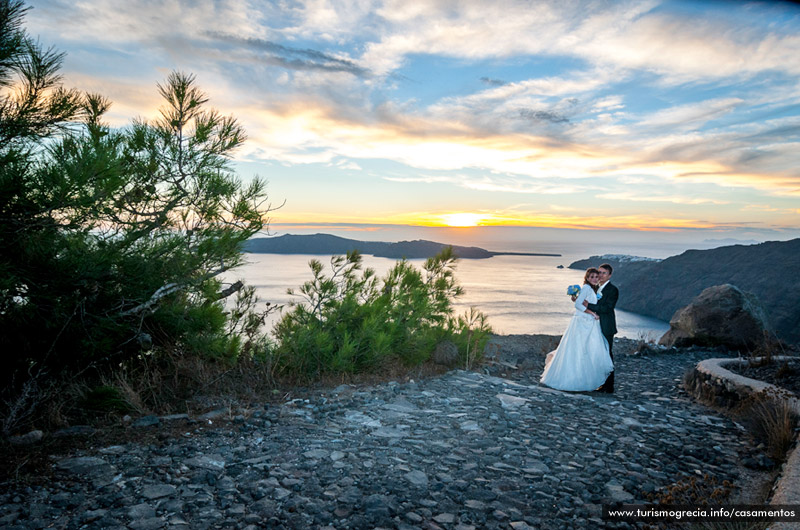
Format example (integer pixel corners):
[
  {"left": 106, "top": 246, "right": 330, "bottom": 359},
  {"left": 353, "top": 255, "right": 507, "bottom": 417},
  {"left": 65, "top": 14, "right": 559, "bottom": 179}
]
[
  {"left": 24, "top": 0, "right": 800, "bottom": 230},
  {"left": 481, "top": 77, "right": 507, "bottom": 87},
  {"left": 639, "top": 98, "right": 745, "bottom": 130},
  {"left": 383, "top": 174, "right": 591, "bottom": 194},
  {"left": 593, "top": 96, "right": 625, "bottom": 112},
  {"left": 518, "top": 109, "right": 570, "bottom": 124},
  {"left": 205, "top": 32, "right": 371, "bottom": 77},
  {"left": 353, "top": 0, "right": 800, "bottom": 83},
  {"left": 596, "top": 192, "right": 729, "bottom": 205}
]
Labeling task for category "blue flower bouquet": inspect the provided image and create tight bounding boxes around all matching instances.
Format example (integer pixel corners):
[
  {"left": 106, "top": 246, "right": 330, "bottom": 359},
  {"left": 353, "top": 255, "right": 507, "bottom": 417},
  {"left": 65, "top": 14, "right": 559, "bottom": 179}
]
[{"left": 566, "top": 284, "right": 581, "bottom": 297}]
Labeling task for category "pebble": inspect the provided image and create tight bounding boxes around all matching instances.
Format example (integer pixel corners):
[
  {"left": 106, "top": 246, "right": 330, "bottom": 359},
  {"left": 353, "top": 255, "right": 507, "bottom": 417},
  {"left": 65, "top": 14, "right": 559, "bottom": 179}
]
[{"left": 0, "top": 339, "right": 760, "bottom": 529}]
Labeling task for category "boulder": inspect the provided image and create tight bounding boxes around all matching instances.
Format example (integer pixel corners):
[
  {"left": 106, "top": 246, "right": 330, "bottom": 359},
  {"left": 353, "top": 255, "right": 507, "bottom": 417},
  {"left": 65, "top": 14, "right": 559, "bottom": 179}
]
[
  {"left": 431, "top": 340, "right": 459, "bottom": 367},
  {"left": 659, "top": 284, "right": 769, "bottom": 350}
]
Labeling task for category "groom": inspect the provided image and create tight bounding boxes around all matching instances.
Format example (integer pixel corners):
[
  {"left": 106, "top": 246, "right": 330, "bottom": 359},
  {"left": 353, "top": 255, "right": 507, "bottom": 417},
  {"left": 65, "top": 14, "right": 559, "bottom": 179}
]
[{"left": 583, "top": 263, "right": 618, "bottom": 393}]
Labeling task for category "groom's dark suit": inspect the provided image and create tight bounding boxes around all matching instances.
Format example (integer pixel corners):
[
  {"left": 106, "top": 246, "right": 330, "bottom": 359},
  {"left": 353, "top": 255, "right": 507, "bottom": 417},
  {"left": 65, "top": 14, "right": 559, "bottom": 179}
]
[{"left": 586, "top": 281, "right": 618, "bottom": 393}]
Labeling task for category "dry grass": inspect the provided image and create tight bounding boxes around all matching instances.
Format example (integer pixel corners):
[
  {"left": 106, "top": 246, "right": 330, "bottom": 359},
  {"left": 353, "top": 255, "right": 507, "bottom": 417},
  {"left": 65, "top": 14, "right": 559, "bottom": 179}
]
[
  {"left": 105, "top": 347, "right": 455, "bottom": 416},
  {"left": 277, "top": 356, "right": 451, "bottom": 400},
  {"left": 106, "top": 349, "right": 279, "bottom": 416},
  {"left": 774, "top": 361, "right": 798, "bottom": 382},
  {"left": 744, "top": 331, "right": 790, "bottom": 366},
  {"left": 739, "top": 392, "right": 798, "bottom": 462},
  {"left": 1, "top": 372, "right": 95, "bottom": 436},
  {"left": 646, "top": 473, "right": 735, "bottom": 506},
  {"left": 639, "top": 475, "right": 767, "bottom": 530}
]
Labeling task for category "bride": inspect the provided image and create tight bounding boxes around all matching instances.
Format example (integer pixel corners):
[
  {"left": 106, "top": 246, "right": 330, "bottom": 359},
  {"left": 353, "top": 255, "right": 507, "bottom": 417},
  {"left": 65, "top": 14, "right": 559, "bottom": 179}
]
[{"left": 540, "top": 268, "right": 614, "bottom": 392}]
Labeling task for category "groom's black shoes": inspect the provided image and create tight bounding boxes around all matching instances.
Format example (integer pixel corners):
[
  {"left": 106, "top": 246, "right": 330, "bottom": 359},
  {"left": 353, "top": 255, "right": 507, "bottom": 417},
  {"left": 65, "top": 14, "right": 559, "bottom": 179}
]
[{"left": 597, "top": 369, "right": 614, "bottom": 393}]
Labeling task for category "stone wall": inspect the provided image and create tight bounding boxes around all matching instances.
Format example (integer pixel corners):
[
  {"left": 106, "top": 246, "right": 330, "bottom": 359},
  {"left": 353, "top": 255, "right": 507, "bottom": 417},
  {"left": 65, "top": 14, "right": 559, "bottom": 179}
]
[{"left": 687, "top": 357, "right": 800, "bottom": 414}]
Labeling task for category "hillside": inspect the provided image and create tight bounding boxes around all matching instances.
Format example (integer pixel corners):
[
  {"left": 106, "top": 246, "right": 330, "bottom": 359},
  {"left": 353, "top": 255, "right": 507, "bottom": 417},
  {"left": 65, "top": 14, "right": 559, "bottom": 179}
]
[
  {"left": 569, "top": 239, "right": 800, "bottom": 343},
  {"left": 244, "top": 234, "right": 559, "bottom": 259}
]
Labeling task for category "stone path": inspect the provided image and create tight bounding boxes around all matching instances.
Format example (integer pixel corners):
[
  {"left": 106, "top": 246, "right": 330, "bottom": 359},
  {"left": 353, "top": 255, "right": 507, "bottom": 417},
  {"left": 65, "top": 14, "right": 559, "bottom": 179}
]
[{"left": 0, "top": 337, "right": 765, "bottom": 529}]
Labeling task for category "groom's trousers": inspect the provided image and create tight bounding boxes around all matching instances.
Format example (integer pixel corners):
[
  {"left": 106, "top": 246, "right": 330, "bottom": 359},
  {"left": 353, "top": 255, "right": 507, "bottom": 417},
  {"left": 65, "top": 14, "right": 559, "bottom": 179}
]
[{"left": 599, "top": 333, "right": 614, "bottom": 392}]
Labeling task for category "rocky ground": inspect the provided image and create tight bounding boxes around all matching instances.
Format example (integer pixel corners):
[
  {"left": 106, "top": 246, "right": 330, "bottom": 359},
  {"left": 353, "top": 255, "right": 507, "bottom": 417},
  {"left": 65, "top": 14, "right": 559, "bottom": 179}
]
[{"left": 0, "top": 335, "right": 782, "bottom": 529}]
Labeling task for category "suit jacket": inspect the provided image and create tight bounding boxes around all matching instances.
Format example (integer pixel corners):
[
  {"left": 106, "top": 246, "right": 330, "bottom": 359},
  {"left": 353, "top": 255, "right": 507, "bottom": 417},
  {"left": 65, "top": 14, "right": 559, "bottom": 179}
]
[{"left": 587, "top": 282, "right": 618, "bottom": 337}]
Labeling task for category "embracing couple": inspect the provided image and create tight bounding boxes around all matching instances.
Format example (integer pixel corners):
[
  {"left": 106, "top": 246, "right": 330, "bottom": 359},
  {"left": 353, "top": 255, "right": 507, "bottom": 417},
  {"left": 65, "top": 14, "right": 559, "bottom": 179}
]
[{"left": 540, "top": 263, "right": 618, "bottom": 394}]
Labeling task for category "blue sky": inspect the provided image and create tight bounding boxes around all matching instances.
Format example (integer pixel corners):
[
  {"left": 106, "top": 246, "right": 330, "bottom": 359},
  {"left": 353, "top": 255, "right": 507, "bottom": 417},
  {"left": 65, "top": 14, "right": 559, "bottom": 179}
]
[{"left": 22, "top": 0, "right": 800, "bottom": 246}]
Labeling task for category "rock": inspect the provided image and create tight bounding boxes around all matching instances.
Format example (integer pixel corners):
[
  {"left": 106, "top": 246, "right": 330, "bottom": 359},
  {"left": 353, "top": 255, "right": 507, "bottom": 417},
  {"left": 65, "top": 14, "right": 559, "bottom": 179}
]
[
  {"left": 433, "top": 513, "right": 456, "bottom": 524},
  {"left": 52, "top": 425, "right": 96, "bottom": 437},
  {"left": 128, "top": 517, "right": 166, "bottom": 530},
  {"left": 198, "top": 409, "right": 227, "bottom": 421},
  {"left": 159, "top": 414, "right": 189, "bottom": 422},
  {"left": 140, "top": 485, "right": 176, "bottom": 500},
  {"left": 99, "top": 445, "right": 127, "bottom": 455},
  {"left": 8, "top": 429, "right": 43, "bottom": 445},
  {"left": 303, "top": 449, "right": 328, "bottom": 459},
  {"left": 364, "top": 494, "right": 392, "bottom": 518},
  {"left": 185, "top": 454, "right": 226, "bottom": 471},
  {"left": 605, "top": 481, "right": 635, "bottom": 502},
  {"left": 128, "top": 503, "right": 157, "bottom": 519},
  {"left": 459, "top": 420, "right": 481, "bottom": 432},
  {"left": 432, "top": 340, "right": 459, "bottom": 367},
  {"left": 404, "top": 470, "right": 428, "bottom": 488},
  {"left": 497, "top": 393, "right": 528, "bottom": 409},
  {"left": 57, "top": 456, "right": 113, "bottom": 475},
  {"left": 132, "top": 415, "right": 160, "bottom": 428},
  {"left": 81, "top": 509, "right": 107, "bottom": 523},
  {"left": 659, "top": 284, "right": 770, "bottom": 350}
]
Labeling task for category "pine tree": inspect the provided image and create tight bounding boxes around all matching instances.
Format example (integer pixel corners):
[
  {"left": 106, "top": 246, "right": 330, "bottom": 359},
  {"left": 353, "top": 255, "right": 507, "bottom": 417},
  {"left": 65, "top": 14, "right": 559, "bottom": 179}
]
[{"left": 0, "top": 1, "right": 273, "bottom": 431}]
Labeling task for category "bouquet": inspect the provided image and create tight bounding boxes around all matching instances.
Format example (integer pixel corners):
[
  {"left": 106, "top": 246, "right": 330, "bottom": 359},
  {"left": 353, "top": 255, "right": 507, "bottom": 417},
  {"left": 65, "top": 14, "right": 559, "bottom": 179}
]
[{"left": 566, "top": 284, "right": 581, "bottom": 297}]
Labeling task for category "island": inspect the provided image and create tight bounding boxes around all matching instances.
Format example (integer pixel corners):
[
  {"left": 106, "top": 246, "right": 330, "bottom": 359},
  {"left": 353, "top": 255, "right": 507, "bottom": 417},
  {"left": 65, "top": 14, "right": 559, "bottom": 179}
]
[{"left": 243, "top": 234, "right": 560, "bottom": 260}]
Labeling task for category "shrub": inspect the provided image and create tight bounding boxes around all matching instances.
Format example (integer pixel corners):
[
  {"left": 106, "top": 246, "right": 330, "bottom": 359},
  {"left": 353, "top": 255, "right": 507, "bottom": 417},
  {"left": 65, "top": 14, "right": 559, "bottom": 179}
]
[
  {"left": 448, "top": 307, "right": 492, "bottom": 370},
  {"left": 272, "top": 248, "right": 491, "bottom": 379}
]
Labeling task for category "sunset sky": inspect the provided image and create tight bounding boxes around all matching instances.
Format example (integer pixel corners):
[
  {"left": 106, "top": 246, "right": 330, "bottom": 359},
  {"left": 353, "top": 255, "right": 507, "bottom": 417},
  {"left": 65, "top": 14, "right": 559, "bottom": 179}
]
[{"left": 24, "top": 0, "right": 800, "bottom": 246}]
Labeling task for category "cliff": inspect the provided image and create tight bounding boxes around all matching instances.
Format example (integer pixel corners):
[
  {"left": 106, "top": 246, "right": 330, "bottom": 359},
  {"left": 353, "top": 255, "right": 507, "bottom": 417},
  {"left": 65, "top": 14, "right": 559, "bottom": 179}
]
[{"left": 569, "top": 239, "right": 800, "bottom": 344}]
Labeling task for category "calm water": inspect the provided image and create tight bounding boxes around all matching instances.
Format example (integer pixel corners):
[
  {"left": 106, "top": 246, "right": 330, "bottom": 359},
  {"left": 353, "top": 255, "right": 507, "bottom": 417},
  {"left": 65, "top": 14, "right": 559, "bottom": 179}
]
[{"left": 229, "top": 252, "right": 670, "bottom": 340}]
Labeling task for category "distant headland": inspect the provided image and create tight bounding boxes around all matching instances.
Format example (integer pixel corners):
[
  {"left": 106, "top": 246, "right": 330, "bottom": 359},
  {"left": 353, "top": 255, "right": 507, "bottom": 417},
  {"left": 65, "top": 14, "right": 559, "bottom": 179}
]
[{"left": 243, "top": 234, "right": 560, "bottom": 259}]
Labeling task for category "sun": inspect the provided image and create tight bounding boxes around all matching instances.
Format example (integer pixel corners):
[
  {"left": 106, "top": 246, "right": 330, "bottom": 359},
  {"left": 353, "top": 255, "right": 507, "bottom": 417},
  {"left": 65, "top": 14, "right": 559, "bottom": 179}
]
[{"left": 441, "top": 213, "right": 484, "bottom": 227}]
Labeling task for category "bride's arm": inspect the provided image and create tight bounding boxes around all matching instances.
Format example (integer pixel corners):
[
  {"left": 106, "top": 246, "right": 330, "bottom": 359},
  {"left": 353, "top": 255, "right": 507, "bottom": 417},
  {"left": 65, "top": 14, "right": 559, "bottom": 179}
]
[{"left": 574, "top": 285, "right": 591, "bottom": 312}]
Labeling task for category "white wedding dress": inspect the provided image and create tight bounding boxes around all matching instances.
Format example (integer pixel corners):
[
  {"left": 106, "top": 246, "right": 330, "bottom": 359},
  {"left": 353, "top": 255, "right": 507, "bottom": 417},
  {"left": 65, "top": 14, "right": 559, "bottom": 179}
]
[{"left": 540, "top": 284, "right": 613, "bottom": 391}]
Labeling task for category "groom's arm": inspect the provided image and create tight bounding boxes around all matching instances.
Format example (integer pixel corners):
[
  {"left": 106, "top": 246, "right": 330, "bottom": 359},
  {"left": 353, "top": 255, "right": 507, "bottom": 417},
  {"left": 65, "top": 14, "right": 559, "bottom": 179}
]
[{"left": 586, "top": 285, "right": 618, "bottom": 315}]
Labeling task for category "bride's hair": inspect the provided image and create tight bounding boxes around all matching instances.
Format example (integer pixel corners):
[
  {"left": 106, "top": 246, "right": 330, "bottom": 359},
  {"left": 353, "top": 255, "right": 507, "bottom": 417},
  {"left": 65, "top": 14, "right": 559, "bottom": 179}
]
[{"left": 584, "top": 267, "right": 600, "bottom": 292}]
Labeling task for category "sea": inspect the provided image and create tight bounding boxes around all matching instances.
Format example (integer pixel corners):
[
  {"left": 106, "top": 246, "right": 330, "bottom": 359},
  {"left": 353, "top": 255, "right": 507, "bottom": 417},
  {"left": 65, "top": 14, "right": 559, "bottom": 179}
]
[{"left": 230, "top": 247, "right": 672, "bottom": 340}]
